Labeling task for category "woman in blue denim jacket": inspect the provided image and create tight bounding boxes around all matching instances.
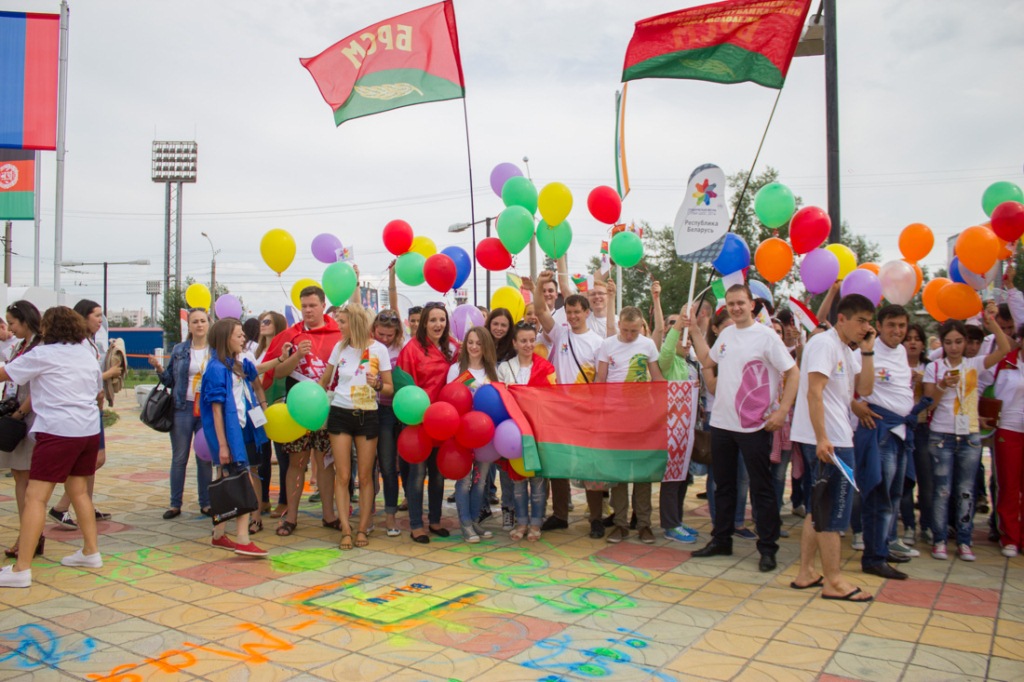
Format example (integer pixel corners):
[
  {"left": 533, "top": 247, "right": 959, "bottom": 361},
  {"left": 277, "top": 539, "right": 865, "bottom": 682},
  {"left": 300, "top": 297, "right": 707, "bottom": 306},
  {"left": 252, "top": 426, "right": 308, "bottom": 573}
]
[{"left": 148, "top": 308, "right": 212, "bottom": 519}]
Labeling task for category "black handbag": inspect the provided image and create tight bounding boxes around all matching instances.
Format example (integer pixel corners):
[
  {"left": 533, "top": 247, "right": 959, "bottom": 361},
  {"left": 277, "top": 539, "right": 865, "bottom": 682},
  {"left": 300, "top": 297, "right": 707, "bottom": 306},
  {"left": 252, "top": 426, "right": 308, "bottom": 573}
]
[
  {"left": 209, "top": 466, "right": 259, "bottom": 525},
  {"left": 140, "top": 382, "right": 174, "bottom": 433},
  {"left": 0, "top": 416, "right": 28, "bottom": 452}
]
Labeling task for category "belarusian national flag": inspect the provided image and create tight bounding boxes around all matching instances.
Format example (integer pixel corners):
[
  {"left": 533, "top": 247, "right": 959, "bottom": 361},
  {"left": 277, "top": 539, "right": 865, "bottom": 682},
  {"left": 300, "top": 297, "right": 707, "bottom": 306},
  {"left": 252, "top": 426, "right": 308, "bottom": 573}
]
[
  {"left": 0, "top": 149, "right": 34, "bottom": 219},
  {"left": 622, "top": 0, "right": 811, "bottom": 89},
  {"left": 300, "top": 1, "right": 465, "bottom": 127}
]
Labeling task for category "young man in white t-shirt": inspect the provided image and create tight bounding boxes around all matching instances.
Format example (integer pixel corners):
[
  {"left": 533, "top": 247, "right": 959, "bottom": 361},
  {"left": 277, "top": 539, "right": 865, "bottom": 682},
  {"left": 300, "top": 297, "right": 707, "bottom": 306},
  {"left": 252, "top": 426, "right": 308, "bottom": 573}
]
[
  {"left": 790, "top": 294, "right": 877, "bottom": 602},
  {"left": 850, "top": 304, "right": 916, "bottom": 580},
  {"left": 596, "top": 307, "right": 664, "bottom": 545},
  {"left": 686, "top": 284, "right": 798, "bottom": 572},
  {"left": 531, "top": 272, "right": 604, "bottom": 532}
]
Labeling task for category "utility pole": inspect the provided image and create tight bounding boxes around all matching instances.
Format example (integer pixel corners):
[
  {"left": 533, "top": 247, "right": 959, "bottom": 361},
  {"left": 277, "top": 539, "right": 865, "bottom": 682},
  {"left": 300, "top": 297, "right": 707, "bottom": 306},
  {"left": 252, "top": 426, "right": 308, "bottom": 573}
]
[{"left": 3, "top": 221, "right": 11, "bottom": 286}]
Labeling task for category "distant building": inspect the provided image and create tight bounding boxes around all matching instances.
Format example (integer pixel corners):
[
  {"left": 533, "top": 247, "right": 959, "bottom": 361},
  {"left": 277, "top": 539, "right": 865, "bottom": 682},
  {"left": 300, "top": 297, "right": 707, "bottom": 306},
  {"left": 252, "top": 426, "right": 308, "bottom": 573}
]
[{"left": 109, "top": 307, "right": 147, "bottom": 327}]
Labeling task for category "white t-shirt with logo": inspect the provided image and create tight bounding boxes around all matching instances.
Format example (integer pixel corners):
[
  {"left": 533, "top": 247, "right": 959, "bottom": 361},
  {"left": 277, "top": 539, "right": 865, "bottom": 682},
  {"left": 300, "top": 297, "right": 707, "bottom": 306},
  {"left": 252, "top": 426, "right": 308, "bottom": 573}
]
[
  {"left": 545, "top": 322, "right": 603, "bottom": 384},
  {"left": 791, "top": 329, "right": 861, "bottom": 448},
  {"left": 924, "top": 355, "right": 991, "bottom": 434},
  {"left": 858, "top": 341, "right": 913, "bottom": 417},
  {"left": 598, "top": 335, "right": 659, "bottom": 384},
  {"left": 327, "top": 341, "right": 392, "bottom": 411},
  {"left": 708, "top": 323, "right": 796, "bottom": 433},
  {"left": 4, "top": 343, "right": 102, "bottom": 437}
]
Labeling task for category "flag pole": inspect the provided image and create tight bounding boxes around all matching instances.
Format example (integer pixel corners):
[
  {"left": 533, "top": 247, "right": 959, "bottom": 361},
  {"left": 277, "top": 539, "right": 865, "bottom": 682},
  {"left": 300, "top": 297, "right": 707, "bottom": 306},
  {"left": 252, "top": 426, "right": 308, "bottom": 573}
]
[
  {"left": 730, "top": 87, "right": 785, "bottom": 230},
  {"left": 32, "top": 151, "right": 40, "bottom": 286},
  {"left": 460, "top": 98, "right": 477, "bottom": 307},
  {"left": 53, "top": 0, "right": 69, "bottom": 295}
]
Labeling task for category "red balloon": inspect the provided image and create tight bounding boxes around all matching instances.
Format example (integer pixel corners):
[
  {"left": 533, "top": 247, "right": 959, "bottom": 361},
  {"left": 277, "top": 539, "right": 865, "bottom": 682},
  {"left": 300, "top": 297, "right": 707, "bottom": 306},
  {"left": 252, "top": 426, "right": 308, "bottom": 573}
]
[
  {"left": 455, "top": 410, "right": 495, "bottom": 449},
  {"left": 422, "top": 402, "right": 461, "bottom": 441},
  {"left": 437, "top": 439, "right": 474, "bottom": 480},
  {"left": 789, "top": 206, "right": 831, "bottom": 255},
  {"left": 476, "top": 237, "right": 512, "bottom": 271},
  {"left": 438, "top": 382, "right": 474, "bottom": 415},
  {"left": 991, "top": 201, "right": 1024, "bottom": 243},
  {"left": 424, "top": 254, "right": 457, "bottom": 292},
  {"left": 587, "top": 186, "right": 622, "bottom": 225},
  {"left": 397, "top": 425, "right": 434, "bottom": 464},
  {"left": 382, "top": 219, "right": 414, "bottom": 256}
]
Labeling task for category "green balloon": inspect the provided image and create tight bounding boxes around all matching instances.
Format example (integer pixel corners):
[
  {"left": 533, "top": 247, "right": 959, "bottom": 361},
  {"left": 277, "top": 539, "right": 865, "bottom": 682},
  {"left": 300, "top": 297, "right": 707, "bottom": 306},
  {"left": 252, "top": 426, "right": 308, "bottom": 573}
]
[
  {"left": 754, "top": 182, "right": 796, "bottom": 228},
  {"left": 537, "top": 219, "right": 572, "bottom": 259},
  {"left": 982, "top": 181, "right": 1024, "bottom": 217},
  {"left": 497, "top": 206, "right": 536, "bottom": 254},
  {"left": 609, "top": 231, "right": 643, "bottom": 268},
  {"left": 395, "top": 252, "right": 426, "bottom": 286},
  {"left": 393, "top": 385, "right": 430, "bottom": 425},
  {"left": 322, "top": 261, "right": 357, "bottom": 306},
  {"left": 501, "top": 176, "right": 538, "bottom": 214},
  {"left": 286, "top": 381, "right": 329, "bottom": 431}
]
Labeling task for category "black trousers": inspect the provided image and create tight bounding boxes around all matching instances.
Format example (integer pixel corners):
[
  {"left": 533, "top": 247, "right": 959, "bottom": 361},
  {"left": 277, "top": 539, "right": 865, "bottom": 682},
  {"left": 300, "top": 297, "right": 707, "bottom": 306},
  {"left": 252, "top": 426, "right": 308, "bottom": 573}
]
[{"left": 710, "top": 426, "right": 780, "bottom": 556}]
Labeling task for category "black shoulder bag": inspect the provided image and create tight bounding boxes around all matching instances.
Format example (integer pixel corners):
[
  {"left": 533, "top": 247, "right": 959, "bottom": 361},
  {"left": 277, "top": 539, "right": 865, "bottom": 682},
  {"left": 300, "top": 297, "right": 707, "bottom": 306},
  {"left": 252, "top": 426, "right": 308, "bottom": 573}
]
[{"left": 140, "top": 381, "right": 174, "bottom": 433}]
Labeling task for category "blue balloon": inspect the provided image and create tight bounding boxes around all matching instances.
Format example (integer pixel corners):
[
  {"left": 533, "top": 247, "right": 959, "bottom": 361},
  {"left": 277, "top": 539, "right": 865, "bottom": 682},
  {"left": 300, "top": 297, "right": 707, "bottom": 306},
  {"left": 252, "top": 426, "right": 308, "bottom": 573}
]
[
  {"left": 712, "top": 233, "right": 751, "bottom": 275},
  {"left": 472, "top": 384, "right": 510, "bottom": 425},
  {"left": 442, "top": 246, "right": 472, "bottom": 290},
  {"left": 748, "top": 279, "right": 773, "bottom": 305},
  {"left": 949, "top": 256, "right": 966, "bottom": 284}
]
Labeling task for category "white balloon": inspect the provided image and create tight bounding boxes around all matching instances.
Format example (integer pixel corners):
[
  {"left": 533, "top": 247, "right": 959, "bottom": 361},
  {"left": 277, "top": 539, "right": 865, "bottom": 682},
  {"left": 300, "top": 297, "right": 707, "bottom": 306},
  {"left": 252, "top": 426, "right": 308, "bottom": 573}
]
[
  {"left": 878, "top": 260, "right": 917, "bottom": 305},
  {"left": 956, "top": 260, "right": 992, "bottom": 290}
]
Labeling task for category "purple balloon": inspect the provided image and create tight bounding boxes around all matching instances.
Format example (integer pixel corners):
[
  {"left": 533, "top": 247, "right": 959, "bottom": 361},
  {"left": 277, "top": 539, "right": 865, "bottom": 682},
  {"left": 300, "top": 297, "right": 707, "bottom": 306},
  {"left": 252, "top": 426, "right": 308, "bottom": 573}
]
[
  {"left": 311, "top": 233, "right": 343, "bottom": 264},
  {"left": 840, "top": 268, "right": 883, "bottom": 305},
  {"left": 450, "top": 303, "right": 485, "bottom": 342},
  {"left": 493, "top": 419, "right": 523, "bottom": 459},
  {"left": 214, "top": 294, "right": 242, "bottom": 319},
  {"left": 194, "top": 427, "right": 212, "bottom": 462},
  {"left": 489, "top": 162, "right": 523, "bottom": 197},
  {"left": 474, "top": 441, "right": 502, "bottom": 463},
  {"left": 800, "top": 248, "right": 840, "bottom": 295}
]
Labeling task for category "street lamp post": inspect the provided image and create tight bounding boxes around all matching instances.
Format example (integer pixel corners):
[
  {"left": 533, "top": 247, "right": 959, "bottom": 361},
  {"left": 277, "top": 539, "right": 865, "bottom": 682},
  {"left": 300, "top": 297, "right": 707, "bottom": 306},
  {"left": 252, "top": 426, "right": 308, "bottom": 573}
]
[
  {"left": 201, "top": 231, "right": 220, "bottom": 311},
  {"left": 60, "top": 259, "right": 150, "bottom": 315},
  {"left": 449, "top": 216, "right": 496, "bottom": 307}
]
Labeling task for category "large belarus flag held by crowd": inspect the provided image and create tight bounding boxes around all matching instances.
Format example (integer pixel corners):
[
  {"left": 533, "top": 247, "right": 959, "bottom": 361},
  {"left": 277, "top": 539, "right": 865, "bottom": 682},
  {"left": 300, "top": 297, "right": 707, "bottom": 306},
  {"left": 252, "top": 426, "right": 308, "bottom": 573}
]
[
  {"left": 622, "top": 0, "right": 811, "bottom": 89},
  {"left": 300, "top": 0, "right": 464, "bottom": 126},
  {"left": 0, "top": 10, "right": 59, "bottom": 150}
]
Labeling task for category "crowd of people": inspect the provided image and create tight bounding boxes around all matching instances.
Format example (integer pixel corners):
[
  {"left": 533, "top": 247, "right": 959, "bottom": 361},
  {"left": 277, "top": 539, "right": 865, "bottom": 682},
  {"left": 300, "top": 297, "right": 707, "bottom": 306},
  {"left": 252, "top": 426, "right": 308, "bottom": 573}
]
[{"left": 1, "top": 260, "right": 1022, "bottom": 601}]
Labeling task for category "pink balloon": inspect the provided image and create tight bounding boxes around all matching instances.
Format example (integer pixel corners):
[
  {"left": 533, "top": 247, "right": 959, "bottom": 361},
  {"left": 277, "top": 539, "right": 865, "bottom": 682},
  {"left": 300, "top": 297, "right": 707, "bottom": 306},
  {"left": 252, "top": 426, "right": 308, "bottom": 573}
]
[
  {"left": 311, "top": 233, "right": 343, "bottom": 264},
  {"left": 451, "top": 303, "right": 485, "bottom": 342},
  {"left": 194, "top": 427, "right": 212, "bottom": 462},
  {"left": 878, "top": 260, "right": 917, "bottom": 305},
  {"left": 474, "top": 441, "right": 502, "bottom": 463},
  {"left": 493, "top": 419, "right": 523, "bottom": 459}
]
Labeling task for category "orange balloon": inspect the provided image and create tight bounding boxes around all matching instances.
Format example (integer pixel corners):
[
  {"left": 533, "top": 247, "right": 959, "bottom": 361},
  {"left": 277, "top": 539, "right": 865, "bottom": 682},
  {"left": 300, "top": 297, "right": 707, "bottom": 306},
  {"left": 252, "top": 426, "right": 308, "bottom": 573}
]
[
  {"left": 955, "top": 225, "right": 1000, "bottom": 275},
  {"left": 997, "top": 237, "right": 1016, "bottom": 260},
  {"left": 899, "top": 223, "right": 934, "bottom": 261},
  {"left": 922, "top": 278, "right": 951, "bottom": 322},
  {"left": 858, "top": 262, "right": 880, "bottom": 275},
  {"left": 902, "top": 259, "right": 923, "bottom": 295},
  {"left": 754, "top": 237, "right": 794, "bottom": 284},
  {"left": 937, "top": 282, "right": 982, "bottom": 320}
]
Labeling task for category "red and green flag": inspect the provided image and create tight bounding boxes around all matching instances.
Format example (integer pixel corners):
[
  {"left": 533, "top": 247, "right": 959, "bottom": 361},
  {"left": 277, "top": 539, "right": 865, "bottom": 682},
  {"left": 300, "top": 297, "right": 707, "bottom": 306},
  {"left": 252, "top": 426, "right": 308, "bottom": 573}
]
[
  {"left": 0, "top": 149, "right": 34, "bottom": 220},
  {"left": 300, "top": 0, "right": 464, "bottom": 127},
  {"left": 622, "top": 0, "right": 812, "bottom": 89}
]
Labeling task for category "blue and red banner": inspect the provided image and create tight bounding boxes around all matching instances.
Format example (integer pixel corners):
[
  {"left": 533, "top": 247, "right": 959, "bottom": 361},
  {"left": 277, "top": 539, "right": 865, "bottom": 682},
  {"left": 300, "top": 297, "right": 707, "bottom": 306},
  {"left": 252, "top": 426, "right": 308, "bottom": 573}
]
[{"left": 0, "top": 11, "right": 60, "bottom": 150}]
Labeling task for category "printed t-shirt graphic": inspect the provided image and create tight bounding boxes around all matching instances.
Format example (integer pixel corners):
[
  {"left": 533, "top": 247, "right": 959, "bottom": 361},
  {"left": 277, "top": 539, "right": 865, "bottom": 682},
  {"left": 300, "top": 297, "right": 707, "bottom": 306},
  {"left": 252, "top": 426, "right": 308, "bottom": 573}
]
[
  {"left": 709, "top": 323, "right": 795, "bottom": 432},
  {"left": 545, "top": 322, "right": 602, "bottom": 384},
  {"left": 329, "top": 340, "right": 392, "bottom": 411}
]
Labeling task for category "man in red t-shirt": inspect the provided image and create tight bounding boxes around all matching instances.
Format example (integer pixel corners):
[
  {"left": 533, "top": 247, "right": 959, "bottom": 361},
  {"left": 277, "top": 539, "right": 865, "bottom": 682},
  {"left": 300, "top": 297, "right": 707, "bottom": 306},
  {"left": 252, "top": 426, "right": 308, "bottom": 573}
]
[{"left": 263, "top": 285, "right": 341, "bottom": 535}]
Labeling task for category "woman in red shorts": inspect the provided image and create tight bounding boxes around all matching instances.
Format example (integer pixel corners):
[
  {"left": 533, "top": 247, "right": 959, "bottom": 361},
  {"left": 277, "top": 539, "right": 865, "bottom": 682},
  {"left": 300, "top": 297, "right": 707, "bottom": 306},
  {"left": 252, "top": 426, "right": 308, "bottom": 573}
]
[{"left": 0, "top": 306, "right": 104, "bottom": 588}]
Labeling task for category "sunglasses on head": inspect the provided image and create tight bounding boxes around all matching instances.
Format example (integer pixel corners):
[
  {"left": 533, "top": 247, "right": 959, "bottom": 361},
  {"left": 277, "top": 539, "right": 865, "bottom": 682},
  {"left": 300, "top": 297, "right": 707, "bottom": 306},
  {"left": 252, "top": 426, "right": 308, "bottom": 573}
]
[
  {"left": 422, "top": 302, "right": 446, "bottom": 312},
  {"left": 514, "top": 320, "right": 536, "bottom": 330},
  {"left": 376, "top": 310, "right": 399, "bottom": 322}
]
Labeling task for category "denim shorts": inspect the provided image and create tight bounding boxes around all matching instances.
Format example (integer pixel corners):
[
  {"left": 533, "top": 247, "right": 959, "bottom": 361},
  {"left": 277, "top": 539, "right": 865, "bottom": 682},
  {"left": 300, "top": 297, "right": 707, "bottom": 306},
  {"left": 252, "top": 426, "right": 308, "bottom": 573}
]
[
  {"left": 800, "top": 443, "right": 855, "bottom": 533},
  {"left": 326, "top": 406, "right": 379, "bottom": 439}
]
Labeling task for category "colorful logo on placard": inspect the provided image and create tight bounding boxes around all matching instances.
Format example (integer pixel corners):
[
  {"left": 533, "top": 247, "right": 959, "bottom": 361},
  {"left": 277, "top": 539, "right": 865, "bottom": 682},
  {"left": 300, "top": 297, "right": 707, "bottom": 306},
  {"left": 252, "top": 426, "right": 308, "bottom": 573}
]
[{"left": 692, "top": 178, "right": 717, "bottom": 206}]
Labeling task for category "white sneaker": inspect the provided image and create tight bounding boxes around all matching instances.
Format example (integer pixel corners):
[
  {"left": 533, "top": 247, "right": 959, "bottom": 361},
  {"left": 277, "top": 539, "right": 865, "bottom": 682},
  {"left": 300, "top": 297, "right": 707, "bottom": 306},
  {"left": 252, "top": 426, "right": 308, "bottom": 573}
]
[
  {"left": 957, "top": 544, "right": 976, "bottom": 562},
  {"left": 61, "top": 549, "right": 103, "bottom": 568},
  {"left": 851, "top": 532, "right": 865, "bottom": 551},
  {"left": 1002, "top": 544, "right": 1019, "bottom": 558},
  {"left": 0, "top": 565, "right": 31, "bottom": 588},
  {"left": 889, "top": 539, "right": 920, "bottom": 558},
  {"left": 903, "top": 528, "right": 917, "bottom": 546},
  {"left": 461, "top": 524, "right": 480, "bottom": 544}
]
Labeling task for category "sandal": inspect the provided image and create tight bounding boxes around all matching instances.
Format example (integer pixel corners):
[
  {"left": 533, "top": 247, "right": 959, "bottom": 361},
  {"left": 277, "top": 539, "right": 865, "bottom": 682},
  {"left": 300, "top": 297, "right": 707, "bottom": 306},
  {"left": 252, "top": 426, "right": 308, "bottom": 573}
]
[
  {"left": 527, "top": 527, "right": 541, "bottom": 542},
  {"left": 276, "top": 520, "right": 297, "bottom": 537},
  {"left": 339, "top": 534, "right": 353, "bottom": 550},
  {"left": 509, "top": 526, "right": 526, "bottom": 541},
  {"left": 322, "top": 518, "right": 341, "bottom": 530},
  {"left": 270, "top": 505, "right": 286, "bottom": 518},
  {"left": 249, "top": 518, "right": 263, "bottom": 535},
  {"left": 354, "top": 530, "right": 369, "bottom": 548}
]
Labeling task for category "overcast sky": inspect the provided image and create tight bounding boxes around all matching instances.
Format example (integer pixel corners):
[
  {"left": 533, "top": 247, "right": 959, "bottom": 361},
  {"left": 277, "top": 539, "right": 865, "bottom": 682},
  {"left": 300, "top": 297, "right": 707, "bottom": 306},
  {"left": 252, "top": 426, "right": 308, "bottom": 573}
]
[{"left": 3, "top": 0, "right": 1022, "bottom": 316}]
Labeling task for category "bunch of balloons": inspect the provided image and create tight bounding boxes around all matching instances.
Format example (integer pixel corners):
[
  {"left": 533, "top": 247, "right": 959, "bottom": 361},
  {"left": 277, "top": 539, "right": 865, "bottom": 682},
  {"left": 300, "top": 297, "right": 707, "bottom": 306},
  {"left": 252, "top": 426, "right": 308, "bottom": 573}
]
[
  {"left": 262, "top": 381, "right": 331, "bottom": 444},
  {"left": 382, "top": 219, "right": 471, "bottom": 294},
  {"left": 392, "top": 382, "right": 531, "bottom": 480},
  {"left": 258, "top": 229, "right": 361, "bottom": 308}
]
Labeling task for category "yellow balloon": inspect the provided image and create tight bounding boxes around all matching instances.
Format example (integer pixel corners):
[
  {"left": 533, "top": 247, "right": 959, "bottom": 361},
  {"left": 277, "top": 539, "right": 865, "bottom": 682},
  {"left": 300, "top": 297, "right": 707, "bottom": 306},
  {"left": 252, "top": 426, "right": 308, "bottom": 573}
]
[
  {"left": 409, "top": 235, "right": 437, "bottom": 258},
  {"left": 261, "top": 228, "right": 297, "bottom": 275},
  {"left": 538, "top": 182, "right": 573, "bottom": 226},
  {"left": 264, "top": 403, "right": 308, "bottom": 443},
  {"left": 185, "top": 283, "right": 211, "bottom": 310},
  {"left": 491, "top": 286, "right": 525, "bottom": 322},
  {"left": 825, "top": 243, "right": 857, "bottom": 280},
  {"left": 508, "top": 455, "right": 534, "bottom": 478},
  {"left": 291, "top": 278, "right": 321, "bottom": 309}
]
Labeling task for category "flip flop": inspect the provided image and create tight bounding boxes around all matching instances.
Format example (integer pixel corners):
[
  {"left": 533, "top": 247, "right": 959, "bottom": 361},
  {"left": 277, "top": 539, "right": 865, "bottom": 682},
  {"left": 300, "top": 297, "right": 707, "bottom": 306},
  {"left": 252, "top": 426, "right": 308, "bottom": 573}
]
[
  {"left": 339, "top": 534, "right": 353, "bottom": 550},
  {"left": 822, "top": 587, "right": 873, "bottom": 602},
  {"left": 790, "top": 576, "right": 824, "bottom": 590}
]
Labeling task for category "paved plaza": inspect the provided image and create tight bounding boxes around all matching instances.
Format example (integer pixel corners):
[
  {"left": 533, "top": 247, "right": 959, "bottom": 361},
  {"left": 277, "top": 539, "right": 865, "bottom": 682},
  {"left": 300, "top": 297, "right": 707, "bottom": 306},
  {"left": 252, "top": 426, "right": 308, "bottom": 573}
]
[{"left": 1, "top": 393, "right": 1023, "bottom": 681}]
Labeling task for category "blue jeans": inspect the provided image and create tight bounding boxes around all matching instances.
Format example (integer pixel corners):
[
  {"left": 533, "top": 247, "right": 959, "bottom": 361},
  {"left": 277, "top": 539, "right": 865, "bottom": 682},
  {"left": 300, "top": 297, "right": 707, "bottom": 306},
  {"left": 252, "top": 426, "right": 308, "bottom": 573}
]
[
  {"left": 455, "top": 461, "right": 492, "bottom": 526},
  {"left": 169, "top": 406, "right": 211, "bottom": 509},
  {"left": 930, "top": 432, "right": 982, "bottom": 546},
  {"left": 376, "top": 405, "right": 400, "bottom": 515},
  {"left": 800, "top": 443, "right": 855, "bottom": 532},
  {"left": 514, "top": 477, "right": 548, "bottom": 527},
  {"left": 406, "top": 450, "right": 444, "bottom": 531},
  {"left": 860, "top": 430, "right": 906, "bottom": 567},
  {"left": 771, "top": 448, "right": 792, "bottom": 511}
]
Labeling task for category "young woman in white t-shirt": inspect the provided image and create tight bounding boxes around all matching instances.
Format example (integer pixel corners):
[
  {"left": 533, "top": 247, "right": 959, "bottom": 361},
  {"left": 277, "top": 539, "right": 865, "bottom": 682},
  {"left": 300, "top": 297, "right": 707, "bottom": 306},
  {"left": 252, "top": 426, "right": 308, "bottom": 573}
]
[
  {"left": 320, "top": 304, "right": 393, "bottom": 550},
  {"left": 371, "top": 309, "right": 405, "bottom": 536},
  {"left": 924, "top": 313, "right": 1010, "bottom": 561}
]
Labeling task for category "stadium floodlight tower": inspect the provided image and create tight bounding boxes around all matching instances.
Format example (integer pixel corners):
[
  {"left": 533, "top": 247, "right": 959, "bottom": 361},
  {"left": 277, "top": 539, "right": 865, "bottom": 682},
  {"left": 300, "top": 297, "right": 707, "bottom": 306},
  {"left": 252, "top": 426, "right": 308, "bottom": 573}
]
[{"left": 151, "top": 141, "right": 197, "bottom": 305}]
